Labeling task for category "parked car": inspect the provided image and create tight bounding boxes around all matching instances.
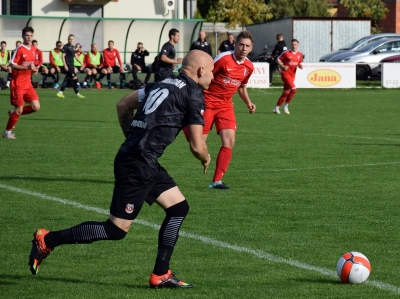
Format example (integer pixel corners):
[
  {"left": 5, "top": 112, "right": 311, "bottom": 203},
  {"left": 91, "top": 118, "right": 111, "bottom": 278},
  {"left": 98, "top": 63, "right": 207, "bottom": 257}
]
[
  {"left": 377, "top": 54, "right": 400, "bottom": 76},
  {"left": 319, "top": 33, "right": 400, "bottom": 62},
  {"left": 328, "top": 38, "right": 400, "bottom": 80}
]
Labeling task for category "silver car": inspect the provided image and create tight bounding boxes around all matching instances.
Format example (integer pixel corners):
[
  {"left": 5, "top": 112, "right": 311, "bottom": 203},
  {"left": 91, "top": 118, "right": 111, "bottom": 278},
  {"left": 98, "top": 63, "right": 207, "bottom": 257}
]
[
  {"left": 330, "top": 38, "right": 400, "bottom": 80},
  {"left": 319, "top": 33, "right": 400, "bottom": 62}
]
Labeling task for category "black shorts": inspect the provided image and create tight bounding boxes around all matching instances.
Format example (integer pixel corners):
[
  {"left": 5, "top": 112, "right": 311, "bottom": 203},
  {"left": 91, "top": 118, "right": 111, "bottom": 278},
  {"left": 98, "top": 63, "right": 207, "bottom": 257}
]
[
  {"left": 38, "top": 66, "right": 48, "bottom": 73},
  {"left": 65, "top": 64, "right": 76, "bottom": 78},
  {"left": 109, "top": 65, "right": 121, "bottom": 73},
  {"left": 110, "top": 151, "right": 177, "bottom": 220}
]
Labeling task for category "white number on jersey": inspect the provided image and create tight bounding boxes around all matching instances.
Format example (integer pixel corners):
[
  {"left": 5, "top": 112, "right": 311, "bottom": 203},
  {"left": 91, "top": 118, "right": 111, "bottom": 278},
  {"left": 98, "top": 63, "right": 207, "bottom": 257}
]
[{"left": 143, "top": 88, "right": 169, "bottom": 114}]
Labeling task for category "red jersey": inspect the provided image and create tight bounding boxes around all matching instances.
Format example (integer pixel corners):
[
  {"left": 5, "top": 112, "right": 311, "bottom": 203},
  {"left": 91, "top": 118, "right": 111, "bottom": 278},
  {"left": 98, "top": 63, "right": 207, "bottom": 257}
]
[
  {"left": 278, "top": 50, "right": 303, "bottom": 78},
  {"left": 11, "top": 45, "right": 36, "bottom": 89},
  {"left": 34, "top": 48, "right": 43, "bottom": 66},
  {"left": 204, "top": 51, "right": 254, "bottom": 109},
  {"left": 103, "top": 48, "right": 122, "bottom": 67}
]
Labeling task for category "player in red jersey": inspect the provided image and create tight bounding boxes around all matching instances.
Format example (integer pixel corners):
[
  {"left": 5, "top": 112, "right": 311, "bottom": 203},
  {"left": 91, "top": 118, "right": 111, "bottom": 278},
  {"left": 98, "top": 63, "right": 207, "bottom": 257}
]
[
  {"left": 32, "top": 40, "right": 49, "bottom": 88},
  {"left": 101, "top": 40, "right": 126, "bottom": 89},
  {"left": 3, "top": 27, "right": 39, "bottom": 139},
  {"left": 203, "top": 30, "right": 256, "bottom": 189},
  {"left": 273, "top": 39, "right": 303, "bottom": 115}
]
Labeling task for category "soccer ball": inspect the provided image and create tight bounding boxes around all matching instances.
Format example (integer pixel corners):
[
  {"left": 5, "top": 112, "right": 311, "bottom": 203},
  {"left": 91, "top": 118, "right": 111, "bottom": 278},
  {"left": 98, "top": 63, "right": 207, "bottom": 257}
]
[{"left": 336, "top": 252, "right": 371, "bottom": 284}]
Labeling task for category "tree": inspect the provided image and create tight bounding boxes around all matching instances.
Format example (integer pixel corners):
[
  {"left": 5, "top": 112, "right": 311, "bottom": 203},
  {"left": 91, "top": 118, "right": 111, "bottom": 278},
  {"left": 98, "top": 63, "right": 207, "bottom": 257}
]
[
  {"left": 206, "top": 0, "right": 273, "bottom": 29},
  {"left": 267, "top": 0, "right": 330, "bottom": 19},
  {"left": 340, "top": 0, "right": 388, "bottom": 33}
]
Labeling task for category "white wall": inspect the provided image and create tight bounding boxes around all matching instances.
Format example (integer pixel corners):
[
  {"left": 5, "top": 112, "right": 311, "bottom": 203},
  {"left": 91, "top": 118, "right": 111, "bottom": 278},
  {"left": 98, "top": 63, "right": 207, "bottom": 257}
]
[{"left": 30, "top": 0, "right": 183, "bottom": 19}]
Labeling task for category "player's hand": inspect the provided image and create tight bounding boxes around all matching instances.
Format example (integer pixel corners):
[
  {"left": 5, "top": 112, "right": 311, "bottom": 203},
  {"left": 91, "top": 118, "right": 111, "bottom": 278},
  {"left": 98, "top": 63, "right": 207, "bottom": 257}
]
[
  {"left": 202, "top": 154, "right": 211, "bottom": 174},
  {"left": 283, "top": 65, "right": 289, "bottom": 71},
  {"left": 57, "top": 67, "right": 61, "bottom": 73},
  {"left": 120, "top": 67, "right": 124, "bottom": 72},
  {"left": 298, "top": 63, "right": 303, "bottom": 69},
  {"left": 64, "top": 65, "right": 69, "bottom": 71},
  {"left": 177, "top": 58, "right": 183, "bottom": 63},
  {"left": 248, "top": 102, "right": 256, "bottom": 114}
]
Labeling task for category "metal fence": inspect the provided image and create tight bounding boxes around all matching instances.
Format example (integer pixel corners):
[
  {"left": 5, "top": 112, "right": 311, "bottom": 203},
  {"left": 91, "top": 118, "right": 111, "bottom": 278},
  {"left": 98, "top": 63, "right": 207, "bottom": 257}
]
[{"left": 0, "top": 15, "right": 203, "bottom": 64}]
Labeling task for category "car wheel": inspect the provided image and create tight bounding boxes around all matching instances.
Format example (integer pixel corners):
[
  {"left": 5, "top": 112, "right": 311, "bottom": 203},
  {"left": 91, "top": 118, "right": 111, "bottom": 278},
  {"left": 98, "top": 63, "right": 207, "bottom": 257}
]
[{"left": 356, "top": 65, "right": 370, "bottom": 80}]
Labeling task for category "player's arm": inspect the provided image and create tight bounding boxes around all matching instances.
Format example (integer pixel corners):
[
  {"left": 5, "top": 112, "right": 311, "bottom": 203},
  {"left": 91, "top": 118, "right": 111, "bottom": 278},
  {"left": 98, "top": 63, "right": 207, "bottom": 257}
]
[
  {"left": 238, "top": 86, "right": 256, "bottom": 114},
  {"left": 160, "top": 54, "right": 182, "bottom": 64},
  {"left": 188, "top": 124, "right": 210, "bottom": 174},
  {"left": 116, "top": 89, "right": 146, "bottom": 137},
  {"left": 298, "top": 54, "right": 304, "bottom": 69},
  {"left": 62, "top": 52, "right": 68, "bottom": 70},
  {"left": 276, "top": 57, "right": 288, "bottom": 71}
]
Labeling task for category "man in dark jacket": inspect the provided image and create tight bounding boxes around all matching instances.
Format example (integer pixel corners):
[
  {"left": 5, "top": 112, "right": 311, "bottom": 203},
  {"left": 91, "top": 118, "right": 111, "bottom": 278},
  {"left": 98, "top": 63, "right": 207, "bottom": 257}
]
[
  {"left": 131, "top": 42, "right": 152, "bottom": 85},
  {"left": 269, "top": 33, "right": 287, "bottom": 85},
  {"left": 190, "top": 31, "right": 212, "bottom": 56}
]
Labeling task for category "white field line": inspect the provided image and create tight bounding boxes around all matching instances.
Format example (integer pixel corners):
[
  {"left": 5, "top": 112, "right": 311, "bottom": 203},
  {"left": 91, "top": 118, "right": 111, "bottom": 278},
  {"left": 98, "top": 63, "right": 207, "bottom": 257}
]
[
  {"left": 0, "top": 183, "right": 399, "bottom": 294},
  {"left": 239, "top": 131, "right": 400, "bottom": 142}
]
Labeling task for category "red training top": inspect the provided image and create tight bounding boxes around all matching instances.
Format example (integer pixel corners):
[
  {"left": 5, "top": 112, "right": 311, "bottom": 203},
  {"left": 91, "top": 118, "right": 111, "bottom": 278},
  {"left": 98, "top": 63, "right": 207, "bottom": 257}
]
[
  {"left": 103, "top": 48, "right": 122, "bottom": 67},
  {"left": 204, "top": 51, "right": 254, "bottom": 109},
  {"left": 11, "top": 44, "right": 36, "bottom": 89},
  {"left": 278, "top": 50, "right": 303, "bottom": 79}
]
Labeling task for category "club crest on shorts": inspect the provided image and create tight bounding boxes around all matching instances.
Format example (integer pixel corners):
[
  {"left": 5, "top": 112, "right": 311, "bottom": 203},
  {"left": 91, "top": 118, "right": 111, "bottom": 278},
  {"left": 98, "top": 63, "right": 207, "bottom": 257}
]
[{"left": 125, "top": 203, "right": 134, "bottom": 214}]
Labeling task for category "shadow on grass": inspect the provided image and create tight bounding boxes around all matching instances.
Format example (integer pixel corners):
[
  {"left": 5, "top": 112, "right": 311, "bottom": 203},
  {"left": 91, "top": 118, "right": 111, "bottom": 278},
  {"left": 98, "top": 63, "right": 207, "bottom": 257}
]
[
  {"left": 0, "top": 274, "right": 149, "bottom": 289},
  {"left": 0, "top": 176, "right": 113, "bottom": 185}
]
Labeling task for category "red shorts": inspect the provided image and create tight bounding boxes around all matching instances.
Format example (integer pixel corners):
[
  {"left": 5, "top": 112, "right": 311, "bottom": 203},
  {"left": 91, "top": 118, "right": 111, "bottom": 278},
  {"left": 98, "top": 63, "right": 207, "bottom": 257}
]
[
  {"left": 203, "top": 105, "right": 236, "bottom": 135},
  {"left": 10, "top": 86, "right": 39, "bottom": 107},
  {"left": 282, "top": 76, "right": 296, "bottom": 90}
]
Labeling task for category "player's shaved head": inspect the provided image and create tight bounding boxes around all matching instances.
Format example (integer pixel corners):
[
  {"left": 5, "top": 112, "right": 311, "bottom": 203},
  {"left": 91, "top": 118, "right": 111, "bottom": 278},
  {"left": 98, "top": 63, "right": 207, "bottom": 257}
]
[{"left": 180, "top": 50, "right": 214, "bottom": 90}]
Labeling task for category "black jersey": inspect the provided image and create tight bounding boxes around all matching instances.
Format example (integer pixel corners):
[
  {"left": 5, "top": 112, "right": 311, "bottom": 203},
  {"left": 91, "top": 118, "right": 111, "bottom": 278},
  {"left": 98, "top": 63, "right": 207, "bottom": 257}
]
[
  {"left": 218, "top": 40, "right": 235, "bottom": 53},
  {"left": 158, "top": 41, "right": 176, "bottom": 71},
  {"left": 119, "top": 73, "right": 204, "bottom": 167},
  {"left": 272, "top": 40, "right": 287, "bottom": 57},
  {"left": 131, "top": 49, "right": 149, "bottom": 68},
  {"left": 62, "top": 43, "right": 76, "bottom": 66},
  {"left": 190, "top": 39, "right": 212, "bottom": 56}
]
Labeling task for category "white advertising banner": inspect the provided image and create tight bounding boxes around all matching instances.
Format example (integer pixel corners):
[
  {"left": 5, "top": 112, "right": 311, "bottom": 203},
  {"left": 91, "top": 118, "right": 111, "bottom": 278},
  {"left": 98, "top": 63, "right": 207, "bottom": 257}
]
[
  {"left": 247, "top": 62, "right": 270, "bottom": 88},
  {"left": 381, "top": 63, "right": 400, "bottom": 88},
  {"left": 294, "top": 63, "right": 356, "bottom": 88}
]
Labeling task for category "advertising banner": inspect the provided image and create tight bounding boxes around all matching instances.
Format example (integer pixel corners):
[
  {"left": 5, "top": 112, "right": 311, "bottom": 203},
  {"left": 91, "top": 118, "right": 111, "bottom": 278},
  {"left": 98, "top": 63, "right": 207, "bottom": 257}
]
[
  {"left": 381, "top": 63, "right": 400, "bottom": 88},
  {"left": 247, "top": 62, "right": 270, "bottom": 88},
  {"left": 294, "top": 63, "right": 356, "bottom": 88}
]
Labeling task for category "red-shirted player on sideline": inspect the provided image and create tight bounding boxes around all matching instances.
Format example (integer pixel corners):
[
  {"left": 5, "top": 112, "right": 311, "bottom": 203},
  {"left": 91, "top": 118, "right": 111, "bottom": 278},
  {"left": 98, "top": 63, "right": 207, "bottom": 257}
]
[
  {"left": 190, "top": 30, "right": 256, "bottom": 190},
  {"left": 3, "top": 27, "right": 39, "bottom": 139},
  {"left": 100, "top": 40, "right": 126, "bottom": 89},
  {"left": 273, "top": 39, "right": 303, "bottom": 115}
]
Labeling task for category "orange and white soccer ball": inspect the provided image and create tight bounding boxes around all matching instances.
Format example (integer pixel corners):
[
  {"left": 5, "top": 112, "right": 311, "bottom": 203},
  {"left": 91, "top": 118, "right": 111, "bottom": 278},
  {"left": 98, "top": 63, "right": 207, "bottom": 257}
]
[{"left": 336, "top": 252, "right": 371, "bottom": 284}]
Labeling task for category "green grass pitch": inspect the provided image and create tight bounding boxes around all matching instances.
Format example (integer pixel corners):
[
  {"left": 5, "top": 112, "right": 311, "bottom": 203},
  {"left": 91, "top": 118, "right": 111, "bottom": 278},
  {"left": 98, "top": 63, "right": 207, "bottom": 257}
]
[{"left": 0, "top": 86, "right": 399, "bottom": 298}]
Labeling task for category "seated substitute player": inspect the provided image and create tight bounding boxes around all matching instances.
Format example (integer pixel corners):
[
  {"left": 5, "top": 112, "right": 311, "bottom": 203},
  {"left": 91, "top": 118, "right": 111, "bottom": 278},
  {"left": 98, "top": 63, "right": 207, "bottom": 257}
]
[
  {"left": 84, "top": 43, "right": 107, "bottom": 89},
  {"left": 32, "top": 40, "right": 49, "bottom": 88},
  {"left": 73, "top": 43, "right": 86, "bottom": 88},
  {"left": 130, "top": 42, "right": 151, "bottom": 86},
  {"left": 3, "top": 27, "right": 40, "bottom": 139},
  {"left": 28, "top": 50, "right": 214, "bottom": 289},
  {"left": 0, "top": 41, "right": 12, "bottom": 88},
  {"left": 102, "top": 40, "right": 126, "bottom": 89},
  {"left": 273, "top": 39, "right": 303, "bottom": 115},
  {"left": 56, "top": 34, "right": 85, "bottom": 98},
  {"left": 49, "top": 41, "right": 65, "bottom": 88},
  {"left": 185, "top": 30, "right": 256, "bottom": 189}
]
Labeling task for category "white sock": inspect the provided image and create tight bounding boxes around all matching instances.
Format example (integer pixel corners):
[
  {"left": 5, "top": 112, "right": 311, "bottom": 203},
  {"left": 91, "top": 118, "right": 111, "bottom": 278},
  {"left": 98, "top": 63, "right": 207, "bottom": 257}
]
[
  {"left": 58, "top": 91, "right": 63, "bottom": 94},
  {"left": 284, "top": 103, "right": 288, "bottom": 109},
  {"left": 83, "top": 82, "right": 87, "bottom": 86},
  {"left": 275, "top": 106, "right": 280, "bottom": 110}
]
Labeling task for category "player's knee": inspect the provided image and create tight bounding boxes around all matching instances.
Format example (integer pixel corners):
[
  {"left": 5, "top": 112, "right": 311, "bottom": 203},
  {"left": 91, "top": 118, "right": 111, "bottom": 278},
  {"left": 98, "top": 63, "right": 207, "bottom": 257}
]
[
  {"left": 104, "top": 219, "right": 127, "bottom": 240},
  {"left": 165, "top": 199, "right": 189, "bottom": 218},
  {"left": 32, "top": 104, "right": 40, "bottom": 112}
]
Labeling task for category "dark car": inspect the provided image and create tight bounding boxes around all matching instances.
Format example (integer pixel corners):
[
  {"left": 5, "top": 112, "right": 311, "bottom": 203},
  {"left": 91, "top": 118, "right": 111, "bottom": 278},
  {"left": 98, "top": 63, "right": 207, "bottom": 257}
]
[{"left": 377, "top": 54, "right": 400, "bottom": 76}]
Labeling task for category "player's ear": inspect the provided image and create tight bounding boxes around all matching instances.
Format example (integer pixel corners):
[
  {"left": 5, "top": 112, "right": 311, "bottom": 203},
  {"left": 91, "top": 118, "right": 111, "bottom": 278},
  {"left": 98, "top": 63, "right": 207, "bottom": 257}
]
[{"left": 197, "top": 66, "right": 204, "bottom": 78}]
